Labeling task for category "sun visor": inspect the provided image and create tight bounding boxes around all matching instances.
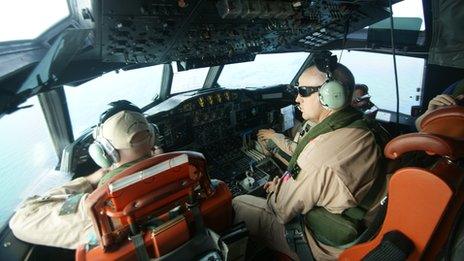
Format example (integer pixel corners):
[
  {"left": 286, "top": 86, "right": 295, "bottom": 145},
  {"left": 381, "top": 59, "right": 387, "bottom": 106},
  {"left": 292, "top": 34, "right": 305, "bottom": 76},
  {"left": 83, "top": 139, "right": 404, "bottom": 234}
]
[
  {"left": 428, "top": 0, "right": 464, "bottom": 69},
  {"left": 0, "top": 29, "right": 91, "bottom": 118},
  {"left": 19, "top": 29, "right": 91, "bottom": 94},
  {"left": 368, "top": 17, "right": 422, "bottom": 47}
]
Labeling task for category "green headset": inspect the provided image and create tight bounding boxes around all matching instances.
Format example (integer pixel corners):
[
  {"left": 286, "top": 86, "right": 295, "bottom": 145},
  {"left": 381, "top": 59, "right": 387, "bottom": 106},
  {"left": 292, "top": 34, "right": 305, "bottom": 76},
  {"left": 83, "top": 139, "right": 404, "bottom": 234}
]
[
  {"left": 314, "top": 52, "right": 349, "bottom": 110},
  {"left": 88, "top": 100, "right": 158, "bottom": 168}
]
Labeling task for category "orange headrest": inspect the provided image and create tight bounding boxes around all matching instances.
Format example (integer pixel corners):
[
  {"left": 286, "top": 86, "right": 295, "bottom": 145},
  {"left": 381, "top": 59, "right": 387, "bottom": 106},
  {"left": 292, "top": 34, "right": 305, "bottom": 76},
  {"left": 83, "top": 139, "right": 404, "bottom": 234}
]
[
  {"left": 384, "top": 133, "right": 464, "bottom": 160},
  {"left": 420, "top": 106, "right": 464, "bottom": 140}
]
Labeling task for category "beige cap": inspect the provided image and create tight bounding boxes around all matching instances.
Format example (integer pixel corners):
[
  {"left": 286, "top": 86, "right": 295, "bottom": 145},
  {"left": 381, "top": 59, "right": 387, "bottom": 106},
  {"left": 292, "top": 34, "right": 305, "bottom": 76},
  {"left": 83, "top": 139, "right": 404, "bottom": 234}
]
[{"left": 101, "top": 111, "right": 151, "bottom": 149}]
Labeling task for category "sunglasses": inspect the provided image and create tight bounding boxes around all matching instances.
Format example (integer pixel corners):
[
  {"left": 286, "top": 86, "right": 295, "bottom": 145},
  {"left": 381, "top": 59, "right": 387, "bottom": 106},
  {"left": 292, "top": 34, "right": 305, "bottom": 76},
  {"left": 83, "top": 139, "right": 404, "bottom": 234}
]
[{"left": 295, "top": 85, "right": 322, "bottom": 97}]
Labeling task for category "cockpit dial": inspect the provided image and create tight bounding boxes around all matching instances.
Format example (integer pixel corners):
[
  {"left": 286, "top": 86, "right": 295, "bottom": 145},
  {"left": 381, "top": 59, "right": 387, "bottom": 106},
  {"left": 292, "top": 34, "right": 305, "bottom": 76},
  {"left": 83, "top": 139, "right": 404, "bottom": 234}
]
[
  {"left": 198, "top": 97, "right": 206, "bottom": 108},
  {"left": 224, "top": 92, "right": 230, "bottom": 101},
  {"left": 207, "top": 95, "right": 214, "bottom": 105}
]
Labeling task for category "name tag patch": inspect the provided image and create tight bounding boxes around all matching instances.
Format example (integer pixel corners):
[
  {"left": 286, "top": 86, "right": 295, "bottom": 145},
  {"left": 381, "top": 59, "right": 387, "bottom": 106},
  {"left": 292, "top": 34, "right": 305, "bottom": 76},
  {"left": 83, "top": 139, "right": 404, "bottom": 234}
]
[{"left": 59, "top": 193, "right": 84, "bottom": 216}]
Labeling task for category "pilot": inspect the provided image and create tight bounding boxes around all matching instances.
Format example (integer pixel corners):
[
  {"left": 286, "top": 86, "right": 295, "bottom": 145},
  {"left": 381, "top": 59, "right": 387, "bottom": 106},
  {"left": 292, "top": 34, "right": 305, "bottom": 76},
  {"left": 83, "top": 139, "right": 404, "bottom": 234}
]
[
  {"left": 233, "top": 58, "right": 387, "bottom": 260},
  {"left": 351, "top": 84, "right": 369, "bottom": 109},
  {"left": 351, "top": 84, "right": 378, "bottom": 118},
  {"left": 9, "top": 100, "right": 160, "bottom": 249},
  {"left": 415, "top": 79, "right": 464, "bottom": 130}
]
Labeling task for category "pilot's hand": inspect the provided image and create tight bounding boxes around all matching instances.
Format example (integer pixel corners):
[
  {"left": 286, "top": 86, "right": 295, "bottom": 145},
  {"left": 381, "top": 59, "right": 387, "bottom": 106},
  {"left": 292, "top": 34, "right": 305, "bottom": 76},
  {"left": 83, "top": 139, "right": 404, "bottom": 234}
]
[
  {"left": 151, "top": 145, "right": 164, "bottom": 156},
  {"left": 428, "top": 94, "right": 456, "bottom": 111},
  {"left": 264, "top": 176, "right": 279, "bottom": 194},
  {"left": 257, "top": 129, "right": 275, "bottom": 143}
]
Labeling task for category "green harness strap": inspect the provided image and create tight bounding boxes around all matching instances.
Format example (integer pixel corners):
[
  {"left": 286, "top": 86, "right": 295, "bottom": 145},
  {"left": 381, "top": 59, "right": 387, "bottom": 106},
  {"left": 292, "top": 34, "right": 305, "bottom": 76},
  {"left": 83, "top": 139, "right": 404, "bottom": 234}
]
[{"left": 286, "top": 107, "right": 365, "bottom": 179}]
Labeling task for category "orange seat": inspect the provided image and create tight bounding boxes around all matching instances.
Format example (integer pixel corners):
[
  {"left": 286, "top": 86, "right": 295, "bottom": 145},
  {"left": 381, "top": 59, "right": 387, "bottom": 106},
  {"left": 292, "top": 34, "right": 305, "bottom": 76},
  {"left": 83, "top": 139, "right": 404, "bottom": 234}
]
[
  {"left": 76, "top": 151, "right": 232, "bottom": 260},
  {"left": 341, "top": 106, "right": 464, "bottom": 260}
]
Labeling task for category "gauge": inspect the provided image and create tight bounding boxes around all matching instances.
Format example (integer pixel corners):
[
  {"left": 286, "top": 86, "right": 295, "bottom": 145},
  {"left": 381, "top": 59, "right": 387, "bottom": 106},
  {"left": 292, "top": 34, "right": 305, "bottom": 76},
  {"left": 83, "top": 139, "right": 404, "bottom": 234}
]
[
  {"left": 216, "top": 93, "right": 222, "bottom": 103},
  {"left": 207, "top": 95, "right": 214, "bottom": 105},
  {"left": 224, "top": 92, "right": 230, "bottom": 101},
  {"left": 251, "top": 107, "right": 257, "bottom": 116},
  {"left": 198, "top": 97, "right": 205, "bottom": 108},
  {"left": 182, "top": 102, "right": 192, "bottom": 111}
]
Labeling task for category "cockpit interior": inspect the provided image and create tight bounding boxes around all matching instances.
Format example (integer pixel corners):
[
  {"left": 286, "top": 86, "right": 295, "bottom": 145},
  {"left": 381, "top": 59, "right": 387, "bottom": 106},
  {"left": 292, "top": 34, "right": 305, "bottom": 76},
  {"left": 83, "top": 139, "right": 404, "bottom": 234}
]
[{"left": 1, "top": 0, "right": 463, "bottom": 260}]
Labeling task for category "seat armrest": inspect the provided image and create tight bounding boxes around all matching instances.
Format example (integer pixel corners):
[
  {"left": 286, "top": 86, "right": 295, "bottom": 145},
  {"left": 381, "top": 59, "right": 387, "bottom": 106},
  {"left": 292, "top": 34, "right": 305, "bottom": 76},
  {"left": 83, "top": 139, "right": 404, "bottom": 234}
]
[{"left": 384, "top": 133, "right": 464, "bottom": 160}]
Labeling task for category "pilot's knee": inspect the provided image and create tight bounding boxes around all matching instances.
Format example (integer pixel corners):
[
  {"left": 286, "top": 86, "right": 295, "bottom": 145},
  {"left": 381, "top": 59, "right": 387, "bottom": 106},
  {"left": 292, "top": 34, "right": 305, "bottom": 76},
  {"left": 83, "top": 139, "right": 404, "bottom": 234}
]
[
  {"left": 232, "top": 194, "right": 264, "bottom": 211},
  {"left": 233, "top": 195, "right": 268, "bottom": 223},
  {"left": 232, "top": 194, "right": 247, "bottom": 209}
]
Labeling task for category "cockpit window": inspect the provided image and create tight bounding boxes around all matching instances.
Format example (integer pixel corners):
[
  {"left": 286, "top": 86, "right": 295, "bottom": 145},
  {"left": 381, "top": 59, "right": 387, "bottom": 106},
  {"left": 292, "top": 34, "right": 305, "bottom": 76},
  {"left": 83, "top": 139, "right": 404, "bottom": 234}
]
[
  {"left": 218, "top": 52, "right": 309, "bottom": 88},
  {"left": 171, "top": 64, "right": 210, "bottom": 94},
  {"left": 334, "top": 50, "right": 424, "bottom": 115},
  {"left": 0, "top": 97, "right": 61, "bottom": 228},
  {"left": 0, "top": 0, "right": 69, "bottom": 42},
  {"left": 65, "top": 65, "right": 164, "bottom": 136}
]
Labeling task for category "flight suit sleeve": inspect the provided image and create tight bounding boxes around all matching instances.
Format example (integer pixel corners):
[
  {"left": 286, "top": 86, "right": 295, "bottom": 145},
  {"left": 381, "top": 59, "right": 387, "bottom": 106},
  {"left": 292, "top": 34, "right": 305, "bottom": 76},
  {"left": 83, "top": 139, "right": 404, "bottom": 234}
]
[
  {"left": 9, "top": 177, "right": 95, "bottom": 249},
  {"left": 268, "top": 133, "right": 297, "bottom": 156}
]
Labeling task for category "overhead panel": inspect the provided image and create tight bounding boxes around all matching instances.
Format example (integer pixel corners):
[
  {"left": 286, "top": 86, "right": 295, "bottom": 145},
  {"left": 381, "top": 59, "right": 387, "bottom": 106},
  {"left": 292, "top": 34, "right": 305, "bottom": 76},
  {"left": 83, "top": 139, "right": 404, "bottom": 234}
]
[{"left": 96, "top": 0, "right": 394, "bottom": 70}]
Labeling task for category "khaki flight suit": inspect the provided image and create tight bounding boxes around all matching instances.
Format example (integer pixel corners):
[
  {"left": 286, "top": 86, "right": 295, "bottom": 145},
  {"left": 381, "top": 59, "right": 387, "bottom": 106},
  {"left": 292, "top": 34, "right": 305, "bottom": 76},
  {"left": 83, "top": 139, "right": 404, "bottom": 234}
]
[
  {"left": 9, "top": 177, "right": 95, "bottom": 249},
  {"left": 234, "top": 126, "right": 383, "bottom": 260},
  {"left": 9, "top": 157, "right": 146, "bottom": 249}
]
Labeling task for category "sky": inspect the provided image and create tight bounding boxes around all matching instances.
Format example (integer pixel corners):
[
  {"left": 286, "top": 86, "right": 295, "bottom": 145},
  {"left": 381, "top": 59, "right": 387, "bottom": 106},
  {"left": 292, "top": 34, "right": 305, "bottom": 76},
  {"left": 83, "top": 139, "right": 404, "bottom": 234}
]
[{"left": 0, "top": 0, "right": 69, "bottom": 42}]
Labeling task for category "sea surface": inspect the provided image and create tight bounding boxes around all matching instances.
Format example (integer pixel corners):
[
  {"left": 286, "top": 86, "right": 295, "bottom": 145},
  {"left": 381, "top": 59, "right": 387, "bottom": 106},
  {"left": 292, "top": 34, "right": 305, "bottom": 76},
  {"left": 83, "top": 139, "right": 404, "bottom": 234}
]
[{"left": 0, "top": 51, "right": 425, "bottom": 227}]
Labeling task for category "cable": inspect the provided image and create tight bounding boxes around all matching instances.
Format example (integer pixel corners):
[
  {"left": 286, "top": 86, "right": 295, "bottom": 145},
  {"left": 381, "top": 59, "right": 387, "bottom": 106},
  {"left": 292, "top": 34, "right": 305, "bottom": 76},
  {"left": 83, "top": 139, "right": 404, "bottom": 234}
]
[
  {"left": 339, "top": 12, "right": 352, "bottom": 63},
  {"left": 388, "top": 0, "right": 400, "bottom": 133}
]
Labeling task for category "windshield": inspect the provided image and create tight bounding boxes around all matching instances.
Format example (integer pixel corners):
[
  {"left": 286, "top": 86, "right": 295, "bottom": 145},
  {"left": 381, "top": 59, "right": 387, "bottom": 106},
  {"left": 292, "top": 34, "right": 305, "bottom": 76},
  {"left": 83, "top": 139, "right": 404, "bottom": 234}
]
[
  {"left": 0, "top": 97, "right": 66, "bottom": 228},
  {"left": 171, "top": 64, "right": 210, "bottom": 94},
  {"left": 333, "top": 50, "right": 424, "bottom": 115},
  {"left": 0, "top": 0, "right": 69, "bottom": 42},
  {"left": 218, "top": 52, "right": 309, "bottom": 88},
  {"left": 65, "top": 65, "right": 164, "bottom": 136}
]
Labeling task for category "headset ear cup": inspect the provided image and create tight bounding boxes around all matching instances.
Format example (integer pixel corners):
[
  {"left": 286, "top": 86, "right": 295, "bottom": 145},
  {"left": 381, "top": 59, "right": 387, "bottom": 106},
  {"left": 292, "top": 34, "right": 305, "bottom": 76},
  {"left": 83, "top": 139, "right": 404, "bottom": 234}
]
[
  {"left": 319, "top": 80, "right": 347, "bottom": 110},
  {"left": 89, "top": 142, "right": 113, "bottom": 168}
]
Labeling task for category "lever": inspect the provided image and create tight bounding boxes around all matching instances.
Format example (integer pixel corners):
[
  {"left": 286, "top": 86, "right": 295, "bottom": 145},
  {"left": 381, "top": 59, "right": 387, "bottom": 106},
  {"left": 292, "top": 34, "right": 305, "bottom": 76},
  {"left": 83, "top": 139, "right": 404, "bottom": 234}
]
[{"left": 241, "top": 170, "right": 256, "bottom": 191}]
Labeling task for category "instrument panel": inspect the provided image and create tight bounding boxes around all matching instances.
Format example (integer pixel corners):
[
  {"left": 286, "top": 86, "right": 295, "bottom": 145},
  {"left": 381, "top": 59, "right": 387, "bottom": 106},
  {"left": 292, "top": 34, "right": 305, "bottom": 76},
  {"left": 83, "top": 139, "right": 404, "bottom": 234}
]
[{"left": 150, "top": 89, "right": 270, "bottom": 150}]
